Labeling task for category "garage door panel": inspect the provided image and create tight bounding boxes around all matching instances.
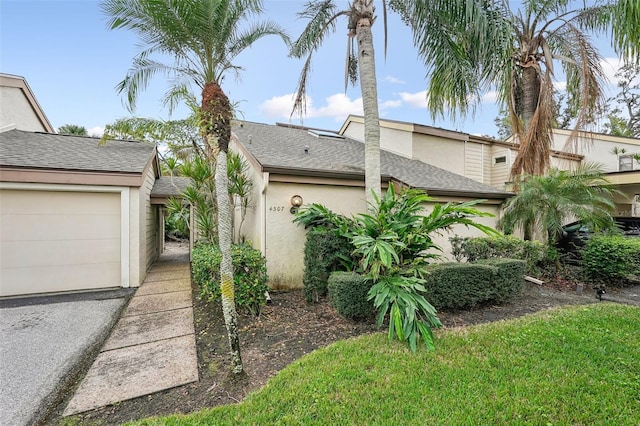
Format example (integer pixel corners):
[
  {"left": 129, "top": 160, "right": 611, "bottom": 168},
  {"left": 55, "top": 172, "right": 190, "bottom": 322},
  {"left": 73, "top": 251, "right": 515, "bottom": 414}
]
[
  {"left": 1, "top": 239, "right": 120, "bottom": 268},
  {"left": 1, "top": 214, "right": 120, "bottom": 241},
  {"left": 0, "top": 191, "right": 120, "bottom": 215},
  {"left": 0, "top": 189, "right": 123, "bottom": 297},
  {"left": 0, "top": 263, "right": 121, "bottom": 296}
]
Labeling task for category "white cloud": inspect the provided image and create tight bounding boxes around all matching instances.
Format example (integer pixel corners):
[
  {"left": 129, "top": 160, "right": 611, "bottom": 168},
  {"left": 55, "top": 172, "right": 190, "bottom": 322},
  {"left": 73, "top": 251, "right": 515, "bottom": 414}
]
[
  {"left": 259, "top": 92, "right": 363, "bottom": 122},
  {"left": 383, "top": 75, "right": 405, "bottom": 85},
  {"left": 88, "top": 126, "right": 104, "bottom": 137},
  {"left": 380, "top": 99, "right": 402, "bottom": 110},
  {"left": 398, "top": 91, "right": 428, "bottom": 109},
  {"left": 259, "top": 93, "right": 298, "bottom": 119},
  {"left": 482, "top": 91, "right": 498, "bottom": 103}
]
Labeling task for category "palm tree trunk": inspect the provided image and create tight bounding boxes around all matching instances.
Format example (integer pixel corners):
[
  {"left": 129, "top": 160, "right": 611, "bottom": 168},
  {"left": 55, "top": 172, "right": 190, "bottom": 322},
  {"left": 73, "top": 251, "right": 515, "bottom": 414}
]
[
  {"left": 202, "top": 80, "right": 243, "bottom": 374},
  {"left": 355, "top": 11, "right": 381, "bottom": 210},
  {"left": 521, "top": 66, "right": 539, "bottom": 130},
  {"left": 214, "top": 149, "right": 243, "bottom": 374}
]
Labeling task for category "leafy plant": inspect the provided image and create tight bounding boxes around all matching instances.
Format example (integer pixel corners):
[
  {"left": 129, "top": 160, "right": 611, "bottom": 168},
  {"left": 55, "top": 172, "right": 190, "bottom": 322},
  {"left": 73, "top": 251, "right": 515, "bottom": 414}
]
[
  {"left": 192, "top": 242, "right": 268, "bottom": 317},
  {"left": 450, "top": 235, "right": 544, "bottom": 275},
  {"left": 369, "top": 275, "right": 441, "bottom": 352},
  {"left": 302, "top": 228, "right": 354, "bottom": 303},
  {"left": 352, "top": 184, "right": 497, "bottom": 351},
  {"left": 583, "top": 235, "right": 640, "bottom": 286},
  {"left": 295, "top": 184, "right": 499, "bottom": 351}
]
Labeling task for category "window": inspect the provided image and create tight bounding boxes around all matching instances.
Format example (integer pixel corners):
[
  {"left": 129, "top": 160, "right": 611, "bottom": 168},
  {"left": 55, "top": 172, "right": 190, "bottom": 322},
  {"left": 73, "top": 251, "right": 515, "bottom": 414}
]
[
  {"left": 619, "top": 155, "right": 633, "bottom": 171},
  {"left": 494, "top": 156, "right": 506, "bottom": 164}
]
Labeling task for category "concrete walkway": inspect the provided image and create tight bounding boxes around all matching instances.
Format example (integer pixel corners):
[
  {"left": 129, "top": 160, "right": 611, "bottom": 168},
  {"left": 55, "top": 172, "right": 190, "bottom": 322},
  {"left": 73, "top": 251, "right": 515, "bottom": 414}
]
[{"left": 64, "top": 245, "right": 198, "bottom": 416}]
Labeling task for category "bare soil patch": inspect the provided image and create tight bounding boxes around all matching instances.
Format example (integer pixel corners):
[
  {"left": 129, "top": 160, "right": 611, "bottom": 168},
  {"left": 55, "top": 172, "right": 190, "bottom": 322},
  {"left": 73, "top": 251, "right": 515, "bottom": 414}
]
[{"left": 51, "top": 274, "right": 634, "bottom": 426}]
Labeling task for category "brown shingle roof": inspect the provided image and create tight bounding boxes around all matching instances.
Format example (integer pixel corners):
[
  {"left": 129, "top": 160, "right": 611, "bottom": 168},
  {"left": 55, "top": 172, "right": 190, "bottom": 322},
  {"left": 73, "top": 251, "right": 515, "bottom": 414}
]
[
  {"left": 0, "top": 129, "right": 155, "bottom": 174},
  {"left": 232, "top": 121, "right": 511, "bottom": 199}
]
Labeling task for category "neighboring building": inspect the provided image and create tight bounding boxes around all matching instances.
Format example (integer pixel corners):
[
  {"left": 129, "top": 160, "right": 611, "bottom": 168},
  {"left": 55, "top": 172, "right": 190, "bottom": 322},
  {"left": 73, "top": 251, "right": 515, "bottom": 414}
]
[
  {"left": 0, "top": 73, "right": 54, "bottom": 133},
  {"left": 341, "top": 115, "right": 640, "bottom": 217},
  {"left": 0, "top": 130, "right": 162, "bottom": 297},
  {"left": 231, "top": 120, "right": 512, "bottom": 290}
]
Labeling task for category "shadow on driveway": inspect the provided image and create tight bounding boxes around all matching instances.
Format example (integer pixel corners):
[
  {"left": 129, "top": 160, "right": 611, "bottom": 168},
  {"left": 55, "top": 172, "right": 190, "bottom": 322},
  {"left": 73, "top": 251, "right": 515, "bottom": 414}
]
[{"left": 0, "top": 289, "right": 133, "bottom": 426}]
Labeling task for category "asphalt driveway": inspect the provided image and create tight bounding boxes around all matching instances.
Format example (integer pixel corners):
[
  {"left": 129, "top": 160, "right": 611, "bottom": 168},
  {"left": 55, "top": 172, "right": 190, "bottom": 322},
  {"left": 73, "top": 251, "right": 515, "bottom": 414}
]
[{"left": 0, "top": 289, "right": 132, "bottom": 426}]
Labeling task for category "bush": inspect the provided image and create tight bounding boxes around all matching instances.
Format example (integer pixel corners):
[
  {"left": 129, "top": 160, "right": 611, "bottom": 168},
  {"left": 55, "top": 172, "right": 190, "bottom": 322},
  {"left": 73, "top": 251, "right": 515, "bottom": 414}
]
[
  {"left": 475, "top": 258, "right": 526, "bottom": 303},
  {"left": 302, "top": 228, "right": 353, "bottom": 303},
  {"left": 191, "top": 242, "right": 269, "bottom": 316},
  {"left": 327, "top": 272, "right": 375, "bottom": 320},
  {"left": 583, "top": 235, "right": 640, "bottom": 286},
  {"left": 423, "top": 263, "right": 495, "bottom": 310},
  {"left": 423, "top": 259, "right": 525, "bottom": 310},
  {"left": 450, "top": 235, "right": 544, "bottom": 275}
]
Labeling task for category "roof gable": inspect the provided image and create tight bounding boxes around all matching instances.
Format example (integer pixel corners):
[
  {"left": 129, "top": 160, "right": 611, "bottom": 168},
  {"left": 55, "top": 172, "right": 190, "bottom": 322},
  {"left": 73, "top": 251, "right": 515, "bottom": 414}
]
[{"left": 0, "top": 74, "right": 54, "bottom": 133}]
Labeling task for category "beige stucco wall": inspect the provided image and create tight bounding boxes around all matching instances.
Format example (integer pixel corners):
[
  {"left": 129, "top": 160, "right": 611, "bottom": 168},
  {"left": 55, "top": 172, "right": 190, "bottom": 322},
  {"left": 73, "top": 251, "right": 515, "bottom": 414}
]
[
  {"left": 263, "top": 181, "right": 367, "bottom": 290},
  {"left": 411, "top": 133, "right": 466, "bottom": 176},
  {"left": 551, "top": 131, "right": 640, "bottom": 172},
  {"left": 0, "top": 86, "right": 48, "bottom": 132}
]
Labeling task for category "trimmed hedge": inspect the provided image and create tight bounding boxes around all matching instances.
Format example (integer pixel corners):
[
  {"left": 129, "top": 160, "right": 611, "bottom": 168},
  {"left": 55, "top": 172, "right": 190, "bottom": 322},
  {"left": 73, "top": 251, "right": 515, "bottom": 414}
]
[
  {"left": 191, "top": 242, "right": 268, "bottom": 316},
  {"left": 583, "top": 235, "right": 640, "bottom": 286},
  {"left": 302, "top": 228, "right": 353, "bottom": 303},
  {"left": 423, "top": 259, "right": 526, "bottom": 310},
  {"left": 476, "top": 258, "right": 526, "bottom": 303},
  {"left": 450, "top": 235, "right": 544, "bottom": 275},
  {"left": 327, "top": 272, "right": 375, "bottom": 320}
]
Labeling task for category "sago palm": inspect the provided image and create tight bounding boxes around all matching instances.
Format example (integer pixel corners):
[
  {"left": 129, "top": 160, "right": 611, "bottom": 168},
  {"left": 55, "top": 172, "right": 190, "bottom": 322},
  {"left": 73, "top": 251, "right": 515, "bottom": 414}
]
[
  {"left": 391, "top": 0, "right": 640, "bottom": 177},
  {"left": 498, "top": 162, "right": 620, "bottom": 244},
  {"left": 290, "top": 0, "right": 387, "bottom": 208},
  {"left": 101, "top": 0, "right": 288, "bottom": 374}
]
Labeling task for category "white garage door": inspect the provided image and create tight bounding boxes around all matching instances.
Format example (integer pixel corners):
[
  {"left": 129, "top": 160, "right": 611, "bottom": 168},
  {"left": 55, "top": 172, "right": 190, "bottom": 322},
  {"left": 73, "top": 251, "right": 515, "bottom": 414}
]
[{"left": 0, "top": 189, "right": 122, "bottom": 297}]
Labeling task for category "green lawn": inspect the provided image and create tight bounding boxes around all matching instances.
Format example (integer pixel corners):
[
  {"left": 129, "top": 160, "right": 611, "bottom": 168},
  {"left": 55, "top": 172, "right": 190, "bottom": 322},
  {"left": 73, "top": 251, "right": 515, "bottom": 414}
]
[{"left": 133, "top": 304, "right": 640, "bottom": 425}]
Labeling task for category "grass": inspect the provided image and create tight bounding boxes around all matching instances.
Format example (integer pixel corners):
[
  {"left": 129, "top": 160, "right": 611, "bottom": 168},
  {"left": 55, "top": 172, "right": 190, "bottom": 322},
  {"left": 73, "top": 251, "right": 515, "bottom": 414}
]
[{"left": 132, "top": 304, "right": 640, "bottom": 425}]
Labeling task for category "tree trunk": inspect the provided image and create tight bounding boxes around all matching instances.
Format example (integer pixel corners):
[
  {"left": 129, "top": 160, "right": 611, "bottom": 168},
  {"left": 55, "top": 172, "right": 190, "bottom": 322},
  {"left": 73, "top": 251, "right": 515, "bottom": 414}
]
[
  {"left": 215, "top": 149, "right": 243, "bottom": 374},
  {"left": 510, "top": 64, "right": 550, "bottom": 177},
  {"left": 356, "top": 13, "right": 381, "bottom": 210},
  {"left": 521, "top": 66, "right": 539, "bottom": 130},
  {"left": 201, "top": 80, "right": 243, "bottom": 374}
]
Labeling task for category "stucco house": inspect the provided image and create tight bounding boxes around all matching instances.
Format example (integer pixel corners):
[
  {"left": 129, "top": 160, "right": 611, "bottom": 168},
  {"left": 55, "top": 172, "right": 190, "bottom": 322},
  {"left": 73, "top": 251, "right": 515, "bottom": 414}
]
[
  {"left": 341, "top": 115, "right": 640, "bottom": 216},
  {"left": 230, "top": 120, "right": 512, "bottom": 290}
]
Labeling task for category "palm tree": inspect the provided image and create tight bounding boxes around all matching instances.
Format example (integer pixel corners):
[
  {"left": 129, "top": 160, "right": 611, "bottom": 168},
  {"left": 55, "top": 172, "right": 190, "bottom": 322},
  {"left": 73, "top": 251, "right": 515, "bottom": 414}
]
[
  {"left": 290, "top": 0, "right": 385, "bottom": 208},
  {"left": 58, "top": 124, "right": 88, "bottom": 135},
  {"left": 498, "top": 163, "right": 620, "bottom": 244},
  {"left": 391, "top": 0, "right": 640, "bottom": 177},
  {"left": 101, "top": 0, "right": 288, "bottom": 374}
]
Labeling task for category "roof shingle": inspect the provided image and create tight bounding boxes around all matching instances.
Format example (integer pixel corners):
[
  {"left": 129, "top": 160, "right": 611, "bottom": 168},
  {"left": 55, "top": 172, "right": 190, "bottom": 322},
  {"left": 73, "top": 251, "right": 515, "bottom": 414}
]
[
  {"left": 0, "top": 129, "right": 155, "bottom": 174},
  {"left": 232, "top": 121, "right": 510, "bottom": 198}
]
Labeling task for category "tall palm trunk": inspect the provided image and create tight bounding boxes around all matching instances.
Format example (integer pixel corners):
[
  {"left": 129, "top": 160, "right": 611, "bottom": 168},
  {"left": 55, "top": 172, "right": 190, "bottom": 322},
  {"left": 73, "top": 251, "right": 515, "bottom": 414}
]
[
  {"left": 202, "top": 80, "right": 243, "bottom": 374},
  {"left": 354, "top": 2, "right": 380, "bottom": 209},
  {"left": 510, "top": 64, "right": 551, "bottom": 177}
]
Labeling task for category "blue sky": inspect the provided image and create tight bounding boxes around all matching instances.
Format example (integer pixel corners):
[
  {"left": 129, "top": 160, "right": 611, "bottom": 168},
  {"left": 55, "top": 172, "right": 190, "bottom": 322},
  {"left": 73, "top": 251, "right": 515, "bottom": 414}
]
[{"left": 0, "top": 0, "right": 625, "bottom": 138}]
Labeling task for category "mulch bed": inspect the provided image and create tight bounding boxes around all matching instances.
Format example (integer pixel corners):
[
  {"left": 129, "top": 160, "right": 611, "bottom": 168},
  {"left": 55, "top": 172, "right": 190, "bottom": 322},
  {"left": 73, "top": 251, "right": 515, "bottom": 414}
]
[{"left": 52, "top": 276, "right": 607, "bottom": 426}]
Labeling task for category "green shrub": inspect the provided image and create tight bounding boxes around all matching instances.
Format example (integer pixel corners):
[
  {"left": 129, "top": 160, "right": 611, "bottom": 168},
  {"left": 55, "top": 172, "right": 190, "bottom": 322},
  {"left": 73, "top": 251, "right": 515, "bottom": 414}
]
[
  {"left": 475, "top": 258, "right": 526, "bottom": 303},
  {"left": 302, "top": 228, "right": 353, "bottom": 303},
  {"left": 423, "top": 259, "right": 525, "bottom": 310},
  {"left": 423, "top": 263, "right": 495, "bottom": 310},
  {"left": 327, "top": 272, "right": 375, "bottom": 320},
  {"left": 583, "top": 235, "right": 640, "bottom": 286},
  {"left": 191, "top": 242, "right": 268, "bottom": 316},
  {"left": 450, "top": 235, "right": 544, "bottom": 275}
]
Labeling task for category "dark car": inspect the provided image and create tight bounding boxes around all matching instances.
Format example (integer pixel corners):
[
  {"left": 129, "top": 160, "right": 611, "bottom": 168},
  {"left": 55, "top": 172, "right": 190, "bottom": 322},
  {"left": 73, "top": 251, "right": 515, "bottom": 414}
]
[{"left": 556, "top": 217, "right": 640, "bottom": 263}]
